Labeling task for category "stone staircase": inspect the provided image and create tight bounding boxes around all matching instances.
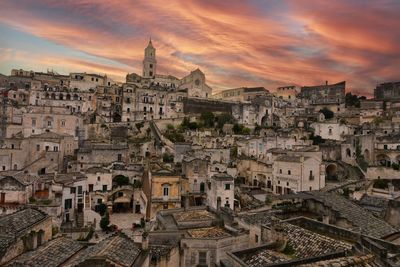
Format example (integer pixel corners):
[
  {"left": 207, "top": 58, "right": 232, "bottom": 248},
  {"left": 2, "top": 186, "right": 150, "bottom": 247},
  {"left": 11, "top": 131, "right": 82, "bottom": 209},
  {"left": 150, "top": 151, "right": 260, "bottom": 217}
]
[
  {"left": 76, "top": 212, "right": 84, "bottom": 228},
  {"left": 85, "top": 194, "right": 91, "bottom": 210}
]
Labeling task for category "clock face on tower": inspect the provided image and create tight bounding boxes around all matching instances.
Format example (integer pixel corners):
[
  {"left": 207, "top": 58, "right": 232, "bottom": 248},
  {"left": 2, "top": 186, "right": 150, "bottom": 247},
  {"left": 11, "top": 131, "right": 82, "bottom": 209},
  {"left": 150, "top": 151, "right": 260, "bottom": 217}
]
[{"left": 195, "top": 79, "right": 200, "bottom": 86}]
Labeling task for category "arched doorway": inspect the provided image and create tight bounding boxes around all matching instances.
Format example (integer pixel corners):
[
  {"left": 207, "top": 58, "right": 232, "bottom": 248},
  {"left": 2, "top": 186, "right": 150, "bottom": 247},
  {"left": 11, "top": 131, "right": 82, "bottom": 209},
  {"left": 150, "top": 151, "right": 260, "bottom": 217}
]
[
  {"left": 326, "top": 164, "right": 338, "bottom": 180},
  {"left": 346, "top": 148, "right": 351, "bottom": 158},
  {"left": 364, "top": 149, "right": 370, "bottom": 161},
  {"left": 377, "top": 154, "right": 391, "bottom": 167}
]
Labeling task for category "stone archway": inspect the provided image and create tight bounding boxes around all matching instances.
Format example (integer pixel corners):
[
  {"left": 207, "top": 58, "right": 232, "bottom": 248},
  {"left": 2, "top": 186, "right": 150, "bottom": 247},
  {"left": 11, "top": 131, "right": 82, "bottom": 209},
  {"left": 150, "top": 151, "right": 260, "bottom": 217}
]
[
  {"left": 377, "top": 154, "right": 391, "bottom": 167},
  {"left": 346, "top": 148, "right": 351, "bottom": 158},
  {"left": 364, "top": 149, "right": 370, "bottom": 161},
  {"left": 326, "top": 163, "right": 338, "bottom": 180}
]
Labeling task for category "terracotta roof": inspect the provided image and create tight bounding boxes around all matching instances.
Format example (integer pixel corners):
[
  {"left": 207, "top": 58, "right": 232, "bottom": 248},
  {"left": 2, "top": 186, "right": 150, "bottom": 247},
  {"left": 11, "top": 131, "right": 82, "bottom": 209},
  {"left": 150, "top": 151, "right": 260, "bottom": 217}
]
[
  {"left": 187, "top": 227, "right": 231, "bottom": 239},
  {"left": 173, "top": 210, "right": 216, "bottom": 222}
]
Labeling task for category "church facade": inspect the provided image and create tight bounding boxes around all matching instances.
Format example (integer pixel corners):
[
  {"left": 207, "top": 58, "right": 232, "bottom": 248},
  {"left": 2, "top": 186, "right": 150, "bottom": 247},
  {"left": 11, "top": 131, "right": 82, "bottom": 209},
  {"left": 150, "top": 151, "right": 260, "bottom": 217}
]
[{"left": 126, "top": 39, "right": 212, "bottom": 99}]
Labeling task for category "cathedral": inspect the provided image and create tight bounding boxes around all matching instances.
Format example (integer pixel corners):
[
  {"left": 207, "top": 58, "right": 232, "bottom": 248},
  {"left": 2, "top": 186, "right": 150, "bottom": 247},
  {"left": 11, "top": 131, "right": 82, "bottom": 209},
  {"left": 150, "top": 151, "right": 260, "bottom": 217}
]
[{"left": 126, "top": 39, "right": 212, "bottom": 98}]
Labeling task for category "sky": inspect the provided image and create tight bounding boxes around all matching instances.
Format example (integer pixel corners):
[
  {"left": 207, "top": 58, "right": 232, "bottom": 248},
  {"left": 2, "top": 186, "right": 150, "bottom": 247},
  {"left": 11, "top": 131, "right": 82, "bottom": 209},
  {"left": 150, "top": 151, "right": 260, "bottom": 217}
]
[{"left": 0, "top": 1, "right": 400, "bottom": 96}]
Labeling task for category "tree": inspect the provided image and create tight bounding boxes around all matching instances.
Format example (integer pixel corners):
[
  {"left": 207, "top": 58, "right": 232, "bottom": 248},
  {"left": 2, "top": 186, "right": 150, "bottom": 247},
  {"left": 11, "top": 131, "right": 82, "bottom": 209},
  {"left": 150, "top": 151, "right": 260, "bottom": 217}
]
[
  {"left": 166, "top": 124, "right": 174, "bottom": 131},
  {"left": 135, "top": 122, "right": 144, "bottom": 131},
  {"left": 98, "top": 203, "right": 107, "bottom": 216},
  {"left": 242, "top": 127, "right": 251, "bottom": 135},
  {"left": 163, "top": 153, "right": 174, "bottom": 163},
  {"left": 113, "top": 175, "right": 129, "bottom": 186},
  {"left": 233, "top": 123, "right": 243, "bottom": 134},
  {"left": 319, "top": 108, "right": 334, "bottom": 119},
  {"left": 100, "top": 212, "right": 110, "bottom": 231},
  {"left": 200, "top": 111, "right": 215, "bottom": 128},
  {"left": 216, "top": 113, "right": 234, "bottom": 129},
  {"left": 345, "top": 92, "right": 366, "bottom": 108}
]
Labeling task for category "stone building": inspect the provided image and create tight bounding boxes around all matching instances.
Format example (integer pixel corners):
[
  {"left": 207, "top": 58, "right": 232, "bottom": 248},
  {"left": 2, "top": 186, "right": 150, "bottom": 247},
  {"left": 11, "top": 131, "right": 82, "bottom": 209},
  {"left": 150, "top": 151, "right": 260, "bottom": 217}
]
[
  {"left": 207, "top": 173, "right": 235, "bottom": 210},
  {"left": 0, "top": 208, "right": 52, "bottom": 264},
  {"left": 299, "top": 81, "right": 346, "bottom": 113},
  {"left": 274, "top": 85, "right": 299, "bottom": 102},
  {"left": 374, "top": 81, "right": 400, "bottom": 101},
  {"left": 0, "top": 173, "right": 37, "bottom": 206},
  {"left": 213, "top": 87, "right": 269, "bottom": 102},
  {"left": 142, "top": 163, "right": 182, "bottom": 219}
]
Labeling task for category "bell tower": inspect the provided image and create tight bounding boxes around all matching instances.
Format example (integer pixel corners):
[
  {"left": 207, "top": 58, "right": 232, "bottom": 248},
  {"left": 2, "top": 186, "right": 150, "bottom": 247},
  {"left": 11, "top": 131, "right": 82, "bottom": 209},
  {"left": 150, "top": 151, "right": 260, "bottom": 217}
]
[{"left": 143, "top": 38, "right": 156, "bottom": 79}]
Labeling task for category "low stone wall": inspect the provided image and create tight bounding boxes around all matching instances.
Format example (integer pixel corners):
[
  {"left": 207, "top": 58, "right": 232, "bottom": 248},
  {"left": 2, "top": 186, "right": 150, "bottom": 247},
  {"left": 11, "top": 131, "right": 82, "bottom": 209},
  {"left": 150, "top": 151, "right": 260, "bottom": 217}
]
[
  {"left": 366, "top": 166, "right": 400, "bottom": 180},
  {"left": 183, "top": 98, "right": 234, "bottom": 114}
]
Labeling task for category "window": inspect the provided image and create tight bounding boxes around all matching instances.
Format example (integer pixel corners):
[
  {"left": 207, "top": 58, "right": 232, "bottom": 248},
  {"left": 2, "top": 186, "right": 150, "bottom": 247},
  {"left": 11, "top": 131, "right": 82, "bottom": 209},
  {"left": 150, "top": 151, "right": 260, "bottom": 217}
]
[
  {"left": 2, "top": 166, "right": 5, "bottom": 171},
  {"left": 32, "top": 119, "right": 36, "bottom": 127},
  {"left": 45, "top": 146, "right": 49, "bottom": 151},
  {"left": 47, "top": 121, "right": 52, "bottom": 127},
  {"left": 225, "top": 183, "right": 231, "bottom": 190},
  {"left": 279, "top": 169, "right": 282, "bottom": 174},
  {"left": 288, "top": 170, "right": 291, "bottom": 175},
  {"left": 198, "top": 252, "right": 207, "bottom": 266},
  {"left": 127, "top": 108, "right": 130, "bottom": 113},
  {"left": 255, "top": 234, "right": 259, "bottom": 243},
  {"left": 384, "top": 145, "right": 388, "bottom": 150},
  {"left": 97, "top": 176, "right": 101, "bottom": 182},
  {"left": 36, "top": 144, "right": 40, "bottom": 151},
  {"left": 102, "top": 185, "right": 107, "bottom": 192},
  {"left": 309, "top": 170, "right": 314, "bottom": 180},
  {"left": 97, "top": 199, "right": 102, "bottom": 204},
  {"left": 64, "top": 199, "right": 72, "bottom": 210},
  {"left": 70, "top": 187, "right": 76, "bottom": 194},
  {"left": 11, "top": 144, "right": 14, "bottom": 149},
  {"left": 163, "top": 185, "right": 169, "bottom": 196},
  {"left": 77, "top": 186, "right": 82, "bottom": 195},
  {"left": 61, "top": 120, "right": 65, "bottom": 127},
  {"left": 328, "top": 128, "right": 333, "bottom": 135},
  {"left": 54, "top": 146, "right": 58, "bottom": 152},
  {"left": 117, "top": 154, "right": 122, "bottom": 162}
]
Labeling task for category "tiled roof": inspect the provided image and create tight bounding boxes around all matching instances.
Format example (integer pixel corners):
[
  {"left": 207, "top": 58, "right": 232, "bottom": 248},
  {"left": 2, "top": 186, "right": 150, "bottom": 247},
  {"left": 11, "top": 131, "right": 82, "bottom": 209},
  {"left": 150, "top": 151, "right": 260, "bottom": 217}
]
[
  {"left": 70, "top": 234, "right": 142, "bottom": 267},
  {"left": 299, "top": 254, "right": 375, "bottom": 266},
  {"left": 150, "top": 245, "right": 173, "bottom": 262},
  {"left": 173, "top": 210, "right": 216, "bottom": 222},
  {"left": 0, "top": 208, "right": 48, "bottom": 237},
  {"left": 187, "top": 227, "right": 231, "bottom": 239},
  {"left": 5, "top": 237, "right": 83, "bottom": 267},
  {"left": 241, "top": 222, "right": 352, "bottom": 267},
  {"left": 242, "top": 249, "right": 290, "bottom": 267},
  {"left": 240, "top": 211, "right": 274, "bottom": 225},
  {"left": 278, "top": 222, "right": 352, "bottom": 258},
  {"left": 0, "top": 208, "right": 48, "bottom": 258},
  {"left": 306, "top": 191, "right": 398, "bottom": 238}
]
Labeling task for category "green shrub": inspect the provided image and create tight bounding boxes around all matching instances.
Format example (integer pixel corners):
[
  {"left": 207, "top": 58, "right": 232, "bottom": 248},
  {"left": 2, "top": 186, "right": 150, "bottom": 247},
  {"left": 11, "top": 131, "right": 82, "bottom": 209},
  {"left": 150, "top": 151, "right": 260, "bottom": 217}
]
[
  {"left": 100, "top": 212, "right": 110, "bottom": 231},
  {"left": 114, "top": 175, "right": 129, "bottom": 186}
]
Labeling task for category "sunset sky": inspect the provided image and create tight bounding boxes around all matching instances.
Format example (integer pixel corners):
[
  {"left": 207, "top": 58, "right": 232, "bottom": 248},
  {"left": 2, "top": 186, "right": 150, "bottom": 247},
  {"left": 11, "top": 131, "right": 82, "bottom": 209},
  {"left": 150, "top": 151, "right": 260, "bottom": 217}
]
[{"left": 0, "top": 0, "right": 399, "bottom": 96}]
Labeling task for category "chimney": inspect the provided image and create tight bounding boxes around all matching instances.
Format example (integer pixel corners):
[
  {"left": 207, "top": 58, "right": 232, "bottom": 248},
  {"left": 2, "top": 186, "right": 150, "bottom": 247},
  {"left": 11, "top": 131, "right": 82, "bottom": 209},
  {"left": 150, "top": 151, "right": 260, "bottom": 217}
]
[
  {"left": 184, "top": 197, "right": 189, "bottom": 211},
  {"left": 141, "top": 235, "right": 149, "bottom": 250}
]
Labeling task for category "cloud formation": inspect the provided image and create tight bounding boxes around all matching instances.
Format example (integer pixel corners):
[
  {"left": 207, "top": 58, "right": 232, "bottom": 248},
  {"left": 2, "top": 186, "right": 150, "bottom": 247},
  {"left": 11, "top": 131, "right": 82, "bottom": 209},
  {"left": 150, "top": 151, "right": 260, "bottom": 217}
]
[{"left": 0, "top": 0, "right": 399, "bottom": 95}]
